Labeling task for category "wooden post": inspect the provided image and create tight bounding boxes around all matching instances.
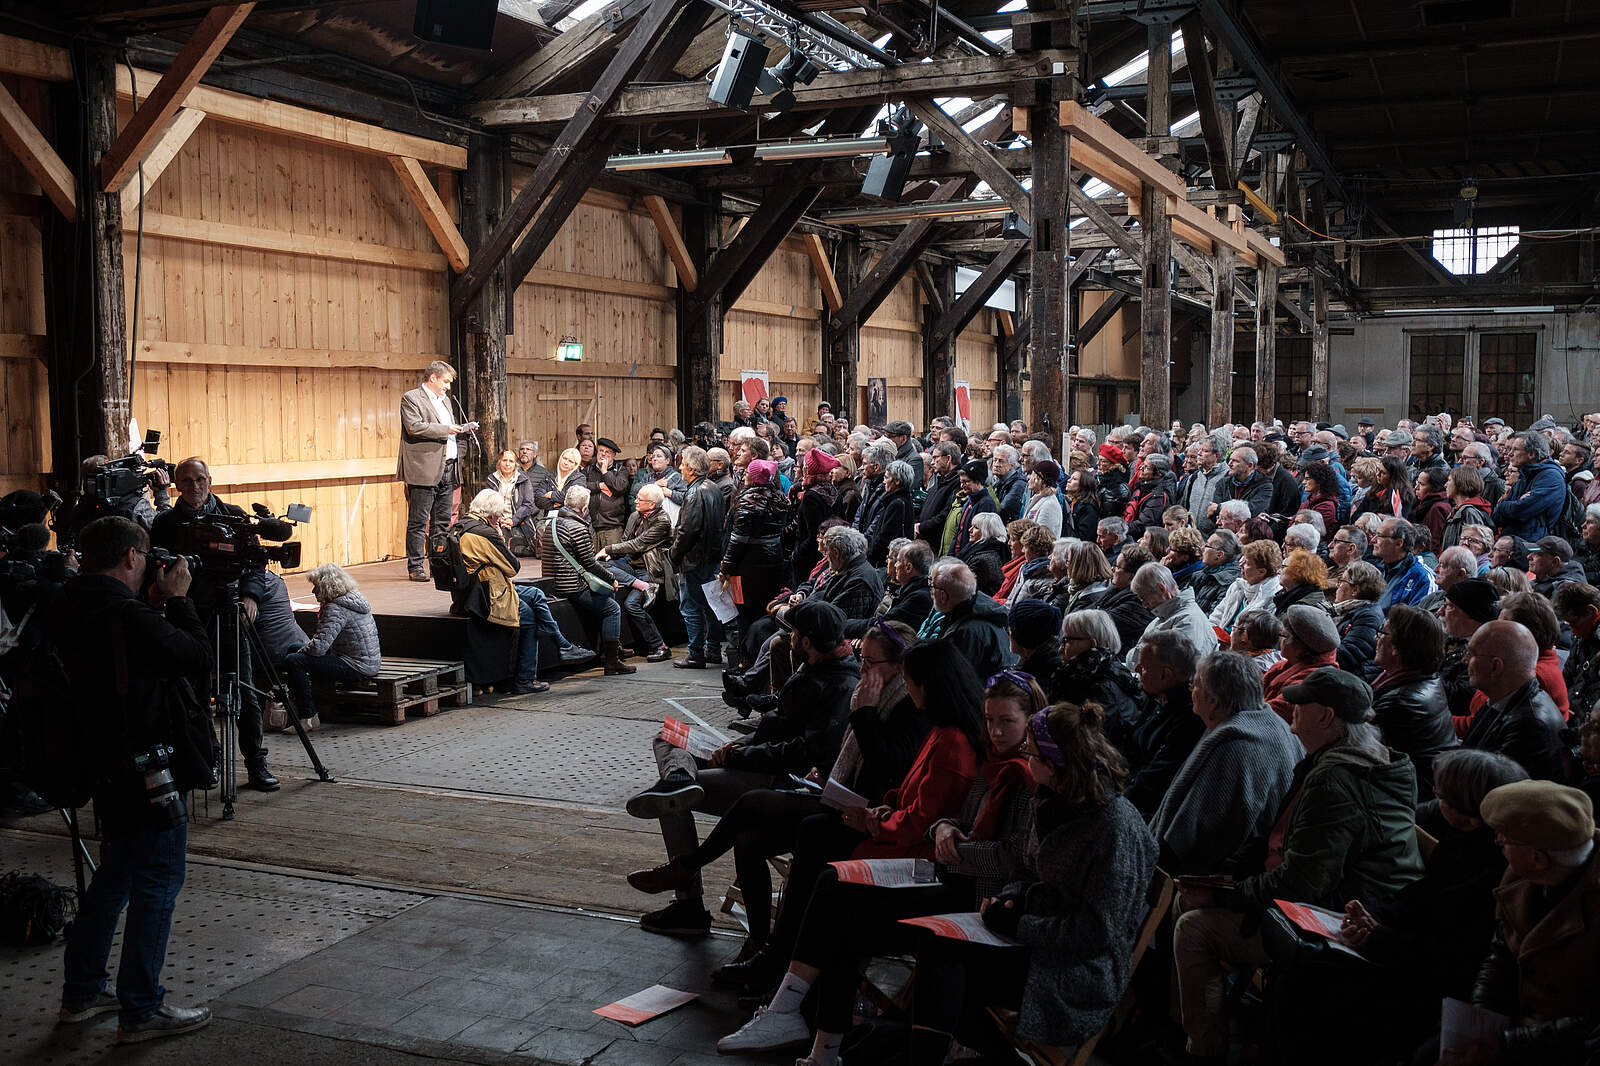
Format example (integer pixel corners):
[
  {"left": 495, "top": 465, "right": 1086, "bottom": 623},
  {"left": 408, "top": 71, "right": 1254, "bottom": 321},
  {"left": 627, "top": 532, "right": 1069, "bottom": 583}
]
[
  {"left": 1254, "top": 261, "right": 1277, "bottom": 425},
  {"left": 1028, "top": 106, "right": 1070, "bottom": 440},
  {"left": 821, "top": 235, "right": 862, "bottom": 422},
  {"left": 922, "top": 261, "right": 957, "bottom": 428},
  {"left": 43, "top": 46, "right": 130, "bottom": 467},
  {"left": 677, "top": 195, "right": 723, "bottom": 429},
  {"left": 999, "top": 292, "right": 1026, "bottom": 423},
  {"left": 1146, "top": 21, "right": 1172, "bottom": 137},
  {"left": 1207, "top": 247, "right": 1235, "bottom": 425},
  {"left": 1311, "top": 273, "right": 1330, "bottom": 423},
  {"left": 455, "top": 135, "right": 508, "bottom": 488},
  {"left": 1140, "top": 185, "right": 1173, "bottom": 429}
]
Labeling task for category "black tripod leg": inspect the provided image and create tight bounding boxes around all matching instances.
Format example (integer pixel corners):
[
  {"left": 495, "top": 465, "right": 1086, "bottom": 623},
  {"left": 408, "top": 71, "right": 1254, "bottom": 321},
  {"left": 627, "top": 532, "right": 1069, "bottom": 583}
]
[
  {"left": 244, "top": 622, "right": 335, "bottom": 783},
  {"left": 60, "top": 807, "right": 95, "bottom": 898}
]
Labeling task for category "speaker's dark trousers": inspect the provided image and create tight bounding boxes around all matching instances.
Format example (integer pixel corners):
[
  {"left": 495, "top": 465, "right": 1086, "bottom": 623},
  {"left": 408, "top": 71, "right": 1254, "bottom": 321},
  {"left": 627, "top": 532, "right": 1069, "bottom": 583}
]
[{"left": 405, "top": 458, "right": 457, "bottom": 574}]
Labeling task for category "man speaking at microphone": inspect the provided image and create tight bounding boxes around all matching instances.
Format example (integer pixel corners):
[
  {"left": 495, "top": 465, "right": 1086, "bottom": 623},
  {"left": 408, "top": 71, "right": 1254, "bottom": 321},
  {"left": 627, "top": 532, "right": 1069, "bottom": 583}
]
[{"left": 399, "top": 360, "right": 477, "bottom": 582}]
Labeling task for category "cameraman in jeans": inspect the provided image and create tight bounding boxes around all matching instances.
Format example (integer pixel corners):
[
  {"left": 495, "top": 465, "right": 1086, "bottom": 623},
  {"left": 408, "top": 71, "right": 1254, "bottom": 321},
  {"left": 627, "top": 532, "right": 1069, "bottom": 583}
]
[
  {"left": 55, "top": 516, "right": 214, "bottom": 1043},
  {"left": 150, "top": 458, "right": 277, "bottom": 791}
]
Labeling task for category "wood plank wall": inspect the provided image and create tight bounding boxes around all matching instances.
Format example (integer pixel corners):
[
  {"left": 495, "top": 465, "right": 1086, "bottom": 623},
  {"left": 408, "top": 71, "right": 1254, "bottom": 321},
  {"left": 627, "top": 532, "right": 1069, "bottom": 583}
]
[
  {"left": 120, "top": 104, "right": 443, "bottom": 571},
  {"left": 0, "top": 73, "right": 51, "bottom": 498},
  {"left": 0, "top": 70, "right": 1007, "bottom": 571}
]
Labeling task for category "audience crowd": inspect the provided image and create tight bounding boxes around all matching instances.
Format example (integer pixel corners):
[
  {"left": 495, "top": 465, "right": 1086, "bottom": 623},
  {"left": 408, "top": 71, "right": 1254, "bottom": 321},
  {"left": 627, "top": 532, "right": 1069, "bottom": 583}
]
[{"left": 483, "top": 401, "right": 1600, "bottom": 1065}]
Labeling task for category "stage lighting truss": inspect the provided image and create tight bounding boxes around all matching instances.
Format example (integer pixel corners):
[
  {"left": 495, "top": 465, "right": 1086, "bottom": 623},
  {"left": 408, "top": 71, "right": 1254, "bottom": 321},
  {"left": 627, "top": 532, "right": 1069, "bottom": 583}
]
[{"left": 701, "top": 0, "right": 882, "bottom": 73}]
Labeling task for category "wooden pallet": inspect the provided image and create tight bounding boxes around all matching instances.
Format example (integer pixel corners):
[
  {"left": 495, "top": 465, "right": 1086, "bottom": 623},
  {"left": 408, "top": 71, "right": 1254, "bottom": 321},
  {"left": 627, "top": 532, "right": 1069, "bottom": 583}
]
[{"left": 314, "top": 657, "right": 472, "bottom": 726}]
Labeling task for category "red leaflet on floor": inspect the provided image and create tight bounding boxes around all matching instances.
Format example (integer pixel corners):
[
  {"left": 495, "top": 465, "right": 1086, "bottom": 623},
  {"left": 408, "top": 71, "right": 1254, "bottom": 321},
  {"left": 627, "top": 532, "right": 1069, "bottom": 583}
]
[{"left": 594, "top": 985, "right": 698, "bottom": 1027}]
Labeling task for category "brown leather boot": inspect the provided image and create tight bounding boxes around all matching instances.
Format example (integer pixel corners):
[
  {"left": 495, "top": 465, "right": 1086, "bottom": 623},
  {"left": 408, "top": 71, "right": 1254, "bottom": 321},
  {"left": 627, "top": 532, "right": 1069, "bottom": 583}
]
[{"left": 602, "top": 639, "right": 636, "bottom": 675}]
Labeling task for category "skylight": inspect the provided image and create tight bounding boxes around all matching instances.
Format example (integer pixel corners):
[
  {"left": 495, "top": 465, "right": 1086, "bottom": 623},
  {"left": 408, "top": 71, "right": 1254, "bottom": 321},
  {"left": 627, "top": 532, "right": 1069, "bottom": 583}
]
[{"left": 1431, "top": 226, "right": 1520, "bottom": 275}]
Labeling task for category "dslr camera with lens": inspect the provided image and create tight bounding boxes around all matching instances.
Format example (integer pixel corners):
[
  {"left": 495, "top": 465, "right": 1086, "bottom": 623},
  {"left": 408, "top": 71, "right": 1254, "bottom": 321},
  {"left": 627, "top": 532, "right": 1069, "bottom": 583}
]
[{"left": 131, "top": 745, "right": 186, "bottom": 828}]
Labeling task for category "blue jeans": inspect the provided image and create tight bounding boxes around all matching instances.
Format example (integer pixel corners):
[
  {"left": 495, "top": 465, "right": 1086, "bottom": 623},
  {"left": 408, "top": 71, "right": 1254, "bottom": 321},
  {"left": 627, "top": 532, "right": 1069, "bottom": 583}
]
[
  {"left": 677, "top": 563, "right": 723, "bottom": 658},
  {"left": 515, "top": 584, "right": 561, "bottom": 684},
  {"left": 283, "top": 651, "right": 372, "bottom": 719},
  {"left": 63, "top": 816, "right": 188, "bottom": 1024},
  {"left": 515, "top": 582, "right": 582, "bottom": 651},
  {"left": 605, "top": 561, "right": 663, "bottom": 650},
  {"left": 569, "top": 587, "right": 621, "bottom": 642}
]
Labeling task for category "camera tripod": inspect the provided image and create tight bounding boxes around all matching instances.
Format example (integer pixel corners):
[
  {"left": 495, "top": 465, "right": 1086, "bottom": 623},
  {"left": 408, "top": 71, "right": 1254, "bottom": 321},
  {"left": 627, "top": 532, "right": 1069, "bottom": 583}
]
[{"left": 211, "top": 578, "right": 334, "bottom": 820}]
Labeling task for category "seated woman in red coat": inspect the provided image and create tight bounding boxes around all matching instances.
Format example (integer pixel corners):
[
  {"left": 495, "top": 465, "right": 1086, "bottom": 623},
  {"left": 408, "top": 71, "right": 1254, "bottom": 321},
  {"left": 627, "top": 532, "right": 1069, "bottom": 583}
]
[
  {"left": 712, "top": 639, "right": 987, "bottom": 995},
  {"left": 716, "top": 667, "right": 1040, "bottom": 1060}
]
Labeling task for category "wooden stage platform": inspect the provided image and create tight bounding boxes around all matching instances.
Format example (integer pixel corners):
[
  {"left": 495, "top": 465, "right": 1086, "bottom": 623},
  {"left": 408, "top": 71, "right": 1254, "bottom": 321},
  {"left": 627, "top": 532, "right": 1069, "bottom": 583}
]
[{"left": 287, "top": 559, "right": 682, "bottom": 670}]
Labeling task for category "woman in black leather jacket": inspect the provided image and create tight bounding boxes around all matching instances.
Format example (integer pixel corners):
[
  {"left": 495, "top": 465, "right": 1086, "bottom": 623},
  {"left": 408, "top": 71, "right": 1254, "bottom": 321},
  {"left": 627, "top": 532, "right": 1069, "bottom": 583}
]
[{"left": 1369, "top": 604, "right": 1460, "bottom": 798}]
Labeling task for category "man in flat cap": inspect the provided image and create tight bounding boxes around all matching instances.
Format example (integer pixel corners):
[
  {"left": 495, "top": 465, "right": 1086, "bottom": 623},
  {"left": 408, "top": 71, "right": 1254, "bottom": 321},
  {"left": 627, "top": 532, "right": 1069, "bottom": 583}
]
[
  {"left": 1172, "top": 665, "right": 1423, "bottom": 1062},
  {"left": 1439, "top": 781, "right": 1598, "bottom": 1066}
]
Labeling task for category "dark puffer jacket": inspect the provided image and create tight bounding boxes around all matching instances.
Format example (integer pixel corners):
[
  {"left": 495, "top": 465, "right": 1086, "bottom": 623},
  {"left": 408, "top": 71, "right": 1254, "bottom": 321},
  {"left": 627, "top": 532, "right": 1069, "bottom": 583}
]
[
  {"left": 1190, "top": 561, "right": 1241, "bottom": 616},
  {"left": 927, "top": 593, "right": 1013, "bottom": 679},
  {"left": 1049, "top": 648, "right": 1146, "bottom": 754}
]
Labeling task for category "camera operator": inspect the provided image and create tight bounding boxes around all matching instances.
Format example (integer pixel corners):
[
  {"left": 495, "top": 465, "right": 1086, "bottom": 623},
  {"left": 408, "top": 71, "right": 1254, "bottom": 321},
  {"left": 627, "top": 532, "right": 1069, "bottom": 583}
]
[
  {"left": 150, "top": 458, "right": 277, "bottom": 791},
  {"left": 0, "top": 492, "right": 75, "bottom": 816},
  {"left": 62, "top": 454, "right": 172, "bottom": 544},
  {"left": 53, "top": 516, "right": 213, "bottom": 1043}
]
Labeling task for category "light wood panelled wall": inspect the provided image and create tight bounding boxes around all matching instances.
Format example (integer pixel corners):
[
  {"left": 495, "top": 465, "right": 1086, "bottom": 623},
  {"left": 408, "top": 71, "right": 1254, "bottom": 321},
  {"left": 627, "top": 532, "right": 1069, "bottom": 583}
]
[
  {"left": 0, "top": 73, "right": 51, "bottom": 496},
  {"left": 0, "top": 76, "right": 1008, "bottom": 570},
  {"left": 121, "top": 109, "right": 445, "bottom": 571}
]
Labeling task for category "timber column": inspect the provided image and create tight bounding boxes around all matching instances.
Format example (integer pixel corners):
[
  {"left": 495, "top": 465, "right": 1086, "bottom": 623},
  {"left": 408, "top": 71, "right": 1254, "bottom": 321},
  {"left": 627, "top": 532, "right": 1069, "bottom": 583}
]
[
  {"left": 921, "top": 261, "right": 956, "bottom": 427},
  {"left": 677, "top": 195, "right": 723, "bottom": 430},
  {"left": 42, "top": 45, "right": 128, "bottom": 471},
  {"left": 455, "top": 135, "right": 508, "bottom": 488},
  {"left": 821, "top": 235, "right": 862, "bottom": 421},
  {"left": 1013, "top": 6, "right": 1079, "bottom": 445}
]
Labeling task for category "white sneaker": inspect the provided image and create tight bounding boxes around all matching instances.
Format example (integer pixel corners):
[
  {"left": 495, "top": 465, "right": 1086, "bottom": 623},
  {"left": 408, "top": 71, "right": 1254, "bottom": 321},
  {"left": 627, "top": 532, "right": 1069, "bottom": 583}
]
[{"left": 716, "top": 1006, "right": 810, "bottom": 1054}]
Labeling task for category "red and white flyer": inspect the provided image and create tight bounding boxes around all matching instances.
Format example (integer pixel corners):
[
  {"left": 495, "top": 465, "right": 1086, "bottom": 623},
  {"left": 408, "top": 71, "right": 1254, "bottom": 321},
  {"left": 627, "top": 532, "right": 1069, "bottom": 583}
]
[
  {"left": 593, "top": 985, "right": 698, "bottom": 1027},
  {"left": 659, "top": 716, "right": 720, "bottom": 760},
  {"left": 1274, "top": 899, "right": 1367, "bottom": 960},
  {"left": 830, "top": 858, "right": 939, "bottom": 888},
  {"left": 899, "top": 912, "right": 1021, "bottom": 947}
]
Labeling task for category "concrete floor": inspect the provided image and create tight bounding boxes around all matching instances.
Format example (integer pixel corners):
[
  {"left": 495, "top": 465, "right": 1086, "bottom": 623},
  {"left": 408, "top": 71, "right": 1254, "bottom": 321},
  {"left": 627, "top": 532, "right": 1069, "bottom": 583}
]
[{"left": 0, "top": 658, "right": 835, "bottom": 1066}]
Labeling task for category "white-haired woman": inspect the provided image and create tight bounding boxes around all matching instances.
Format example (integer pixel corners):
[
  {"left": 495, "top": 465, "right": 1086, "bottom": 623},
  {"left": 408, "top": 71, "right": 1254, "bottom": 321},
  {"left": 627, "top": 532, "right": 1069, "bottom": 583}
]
[
  {"left": 283, "top": 563, "right": 381, "bottom": 727},
  {"left": 458, "top": 489, "right": 587, "bottom": 694}
]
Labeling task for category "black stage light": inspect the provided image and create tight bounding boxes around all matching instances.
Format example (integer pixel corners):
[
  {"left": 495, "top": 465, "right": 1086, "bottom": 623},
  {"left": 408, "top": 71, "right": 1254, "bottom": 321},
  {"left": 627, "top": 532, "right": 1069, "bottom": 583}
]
[{"left": 709, "top": 31, "right": 770, "bottom": 110}]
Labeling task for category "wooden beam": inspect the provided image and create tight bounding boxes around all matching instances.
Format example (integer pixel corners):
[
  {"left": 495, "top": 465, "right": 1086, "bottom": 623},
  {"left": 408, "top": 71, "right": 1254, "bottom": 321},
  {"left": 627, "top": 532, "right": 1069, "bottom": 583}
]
[
  {"left": 922, "top": 261, "right": 957, "bottom": 427},
  {"left": 803, "top": 233, "right": 841, "bottom": 313},
  {"left": 1065, "top": 246, "right": 1108, "bottom": 291},
  {"left": 1068, "top": 139, "right": 1143, "bottom": 200},
  {"left": 0, "top": 34, "right": 72, "bottom": 81},
  {"left": 1029, "top": 105, "right": 1070, "bottom": 435},
  {"left": 1060, "top": 100, "right": 1285, "bottom": 267},
  {"left": 1069, "top": 185, "right": 1141, "bottom": 263},
  {"left": 476, "top": 0, "right": 651, "bottom": 99},
  {"left": 821, "top": 235, "right": 862, "bottom": 417},
  {"left": 451, "top": 0, "right": 690, "bottom": 316},
  {"left": 705, "top": 168, "right": 824, "bottom": 311},
  {"left": 116, "top": 66, "right": 466, "bottom": 170},
  {"left": 1172, "top": 239, "right": 1214, "bottom": 295},
  {"left": 472, "top": 53, "right": 1055, "bottom": 128},
  {"left": 101, "top": 3, "right": 254, "bottom": 193},
  {"left": 133, "top": 211, "right": 448, "bottom": 270},
  {"left": 1254, "top": 261, "right": 1277, "bottom": 423},
  {"left": 0, "top": 79, "right": 75, "bottom": 220},
  {"left": 1140, "top": 182, "right": 1172, "bottom": 428},
  {"left": 1145, "top": 20, "right": 1172, "bottom": 136},
  {"left": 1238, "top": 178, "right": 1278, "bottom": 224},
  {"left": 1075, "top": 290, "right": 1128, "bottom": 350},
  {"left": 906, "top": 99, "right": 1030, "bottom": 224},
  {"left": 1179, "top": 15, "right": 1233, "bottom": 189},
  {"left": 119, "top": 106, "right": 205, "bottom": 218},
  {"left": 389, "top": 155, "right": 470, "bottom": 273},
  {"left": 997, "top": 309, "right": 1015, "bottom": 337},
  {"left": 927, "top": 239, "right": 1025, "bottom": 352},
  {"left": 1370, "top": 211, "right": 1464, "bottom": 287},
  {"left": 644, "top": 194, "right": 696, "bottom": 293},
  {"left": 1207, "top": 247, "right": 1235, "bottom": 425},
  {"left": 1277, "top": 289, "right": 1313, "bottom": 331}
]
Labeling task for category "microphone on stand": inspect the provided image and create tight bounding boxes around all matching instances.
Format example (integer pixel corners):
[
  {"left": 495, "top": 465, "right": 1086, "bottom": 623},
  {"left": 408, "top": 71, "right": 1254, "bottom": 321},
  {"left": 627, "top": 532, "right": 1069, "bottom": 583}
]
[{"left": 449, "top": 392, "right": 483, "bottom": 460}]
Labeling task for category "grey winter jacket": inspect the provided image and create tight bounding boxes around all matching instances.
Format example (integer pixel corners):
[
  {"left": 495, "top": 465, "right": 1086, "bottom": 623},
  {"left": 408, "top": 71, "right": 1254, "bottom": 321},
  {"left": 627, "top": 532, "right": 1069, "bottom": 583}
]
[{"left": 305, "top": 590, "right": 381, "bottom": 675}]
